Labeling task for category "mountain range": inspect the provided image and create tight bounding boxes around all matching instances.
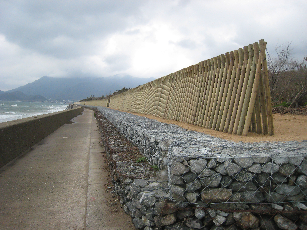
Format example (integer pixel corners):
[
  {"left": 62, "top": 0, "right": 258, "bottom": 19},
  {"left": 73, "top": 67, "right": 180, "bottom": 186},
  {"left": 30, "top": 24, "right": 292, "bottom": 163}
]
[
  {"left": 0, "top": 91, "right": 46, "bottom": 102},
  {"left": 5, "top": 75, "right": 154, "bottom": 101}
]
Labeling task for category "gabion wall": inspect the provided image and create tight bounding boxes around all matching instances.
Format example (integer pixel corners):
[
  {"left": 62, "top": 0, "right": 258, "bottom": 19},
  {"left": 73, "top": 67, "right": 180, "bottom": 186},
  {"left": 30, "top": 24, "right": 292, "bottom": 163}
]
[{"left": 94, "top": 106, "right": 307, "bottom": 230}]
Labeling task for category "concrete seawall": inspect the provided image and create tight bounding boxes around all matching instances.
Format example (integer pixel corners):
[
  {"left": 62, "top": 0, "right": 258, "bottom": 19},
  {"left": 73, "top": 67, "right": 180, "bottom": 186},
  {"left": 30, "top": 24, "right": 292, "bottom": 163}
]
[{"left": 0, "top": 107, "right": 84, "bottom": 168}]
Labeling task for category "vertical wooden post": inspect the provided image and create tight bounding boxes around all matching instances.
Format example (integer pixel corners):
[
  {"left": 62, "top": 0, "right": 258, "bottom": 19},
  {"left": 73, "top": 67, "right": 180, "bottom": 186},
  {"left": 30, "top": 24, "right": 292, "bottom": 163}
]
[
  {"left": 243, "top": 43, "right": 262, "bottom": 135},
  {"left": 233, "top": 44, "right": 253, "bottom": 134},
  {"left": 259, "top": 39, "right": 274, "bottom": 135}
]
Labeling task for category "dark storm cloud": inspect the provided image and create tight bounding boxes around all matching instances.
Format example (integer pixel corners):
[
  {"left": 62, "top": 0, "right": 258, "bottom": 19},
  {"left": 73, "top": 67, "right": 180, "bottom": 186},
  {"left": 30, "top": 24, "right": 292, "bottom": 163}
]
[{"left": 0, "top": 0, "right": 148, "bottom": 58}]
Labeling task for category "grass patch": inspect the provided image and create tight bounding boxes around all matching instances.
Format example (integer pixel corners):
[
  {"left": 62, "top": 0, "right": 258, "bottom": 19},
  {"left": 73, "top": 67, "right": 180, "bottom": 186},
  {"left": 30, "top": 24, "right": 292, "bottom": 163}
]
[{"left": 136, "top": 156, "right": 147, "bottom": 163}]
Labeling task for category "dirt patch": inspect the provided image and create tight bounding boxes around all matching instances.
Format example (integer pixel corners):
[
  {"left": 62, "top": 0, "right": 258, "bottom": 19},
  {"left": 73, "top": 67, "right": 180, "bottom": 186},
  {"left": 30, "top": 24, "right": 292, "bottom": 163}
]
[
  {"left": 99, "top": 154, "right": 136, "bottom": 229},
  {"left": 110, "top": 108, "right": 307, "bottom": 143}
]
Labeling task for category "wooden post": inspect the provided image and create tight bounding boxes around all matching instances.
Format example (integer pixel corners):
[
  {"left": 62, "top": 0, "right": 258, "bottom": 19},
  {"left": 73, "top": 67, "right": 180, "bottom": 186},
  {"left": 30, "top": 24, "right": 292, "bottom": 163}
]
[
  {"left": 259, "top": 39, "right": 274, "bottom": 135},
  {"left": 243, "top": 44, "right": 262, "bottom": 135},
  {"left": 233, "top": 44, "right": 253, "bottom": 134}
]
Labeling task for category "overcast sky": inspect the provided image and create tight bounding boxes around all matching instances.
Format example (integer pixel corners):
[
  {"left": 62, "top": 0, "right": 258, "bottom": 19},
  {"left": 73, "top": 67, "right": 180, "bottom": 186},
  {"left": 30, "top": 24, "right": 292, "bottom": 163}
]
[{"left": 0, "top": 0, "right": 306, "bottom": 91}]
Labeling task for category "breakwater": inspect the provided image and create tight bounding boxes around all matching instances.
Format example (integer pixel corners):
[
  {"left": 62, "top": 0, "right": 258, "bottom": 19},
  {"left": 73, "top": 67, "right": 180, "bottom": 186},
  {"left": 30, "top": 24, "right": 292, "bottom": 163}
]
[
  {"left": 93, "top": 106, "right": 307, "bottom": 230},
  {"left": 0, "top": 107, "right": 83, "bottom": 168}
]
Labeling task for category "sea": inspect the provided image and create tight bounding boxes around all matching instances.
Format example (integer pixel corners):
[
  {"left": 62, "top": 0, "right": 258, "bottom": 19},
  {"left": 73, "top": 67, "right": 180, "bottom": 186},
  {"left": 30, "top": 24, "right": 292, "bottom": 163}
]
[{"left": 0, "top": 101, "right": 68, "bottom": 124}]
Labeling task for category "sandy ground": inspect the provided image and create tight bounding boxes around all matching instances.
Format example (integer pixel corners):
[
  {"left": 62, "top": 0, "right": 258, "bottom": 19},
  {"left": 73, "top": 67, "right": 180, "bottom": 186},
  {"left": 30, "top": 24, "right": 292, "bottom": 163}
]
[{"left": 117, "top": 110, "right": 307, "bottom": 143}]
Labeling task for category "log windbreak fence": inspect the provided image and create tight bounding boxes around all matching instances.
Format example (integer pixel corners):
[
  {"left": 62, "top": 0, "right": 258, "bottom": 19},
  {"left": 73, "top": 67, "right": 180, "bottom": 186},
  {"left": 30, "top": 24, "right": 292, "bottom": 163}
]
[{"left": 99, "top": 39, "right": 274, "bottom": 136}]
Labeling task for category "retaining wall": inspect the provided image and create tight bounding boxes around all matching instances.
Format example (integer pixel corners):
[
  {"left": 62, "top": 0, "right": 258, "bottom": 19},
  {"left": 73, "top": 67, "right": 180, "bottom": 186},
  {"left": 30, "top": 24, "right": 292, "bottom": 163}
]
[
  {"left": 95, "top": 106, "right": 307, "bottom": 230},
  {"left": 0, "top": 107, "right": 84, "bottom": 168}
]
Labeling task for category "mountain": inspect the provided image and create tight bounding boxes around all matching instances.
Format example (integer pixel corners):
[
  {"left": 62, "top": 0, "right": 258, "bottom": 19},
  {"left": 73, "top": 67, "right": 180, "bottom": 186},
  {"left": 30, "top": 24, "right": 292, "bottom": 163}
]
[
  {"left": 9, "top": 75, "right": 155, "bottom": 101},
  {"left": 0, "top": 91, "right": 46, "bottom": 102},
  {"left": 0, "top": 90, "right": 4, "bottom": 95}
]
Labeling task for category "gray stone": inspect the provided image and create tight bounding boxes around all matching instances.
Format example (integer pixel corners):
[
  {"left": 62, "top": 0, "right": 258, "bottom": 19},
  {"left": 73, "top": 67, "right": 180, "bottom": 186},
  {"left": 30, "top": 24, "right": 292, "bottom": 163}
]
[
  {"left": 160, "top": 214, "right": 176, "bottom": 226},
  {"left": 213, "top": 215, "right": 226, "bottom": 226},
  {"left": 186, "top": 192, "right": 199, "bottom": 203},
  {"left": 177, "top": 209, "right": 194, "bottom": 219},
  {"left": 141, "top": 195, "right": 156, "bottom": 207},
  {"left": 221, "top": 176, "right": 232, "bottom": 188},
  {"left": 195, "top": 208, "right": 206, "bottom": 219},
  {"left": 230, "top": 182, "right": 257, "bottom": 192},
  {"left": 134, "top": 179, "right": 148, "bottom": 187},
  {"left": 240, "top": 191, "right": 265, "bottom": 203},
  {"left": 248, "top": 164, "right": 262, "bottom": 173},
  {"left": 171, "top": 175, "right": 184, "bottom": 185},
  {"left": 262, "top": 162, "right": 279, "bottom": 173},
  {"left": 265, "top": 192, "right": 286, "bottom": 203},
  {"left": 133, "top": 217, "right": 146, "bottom": 229},
  {"left": 225, "top": 162, "right": 242, "bottom": 176},
  {"left": 256, "top": 173, "right": 270, "bottom": 185},
  {"left": 233, "top": 212, "right": 259, "bottom": 229},
  {"left": 211, "top": 226, "right": 226, "bottom": 230},
  {"left": 207, "top": 159, "right": 217, "bottom": 168},
  {"left": 215, "top": 163, "right": 227, "bottom": 175},
  {"left": 171, "top": 162, "right": 189, "bottom": 175},
  {"left": 229, "top": 193, "right": 241, "bottom": 202},
  {"left": 142, "top": 215, "right": 154, "bottom": 227},
  {"left": 272, "top": 173, "right": 287, "bottom": 183},
  {"left": 235, "top": 171, "right": 254, "bottom": 182},
  {"left": 199, "top": 169, "right": 215, "bottom": 177},
  {"left": 295, "top": 202, "right": 307, "bottom": 210},
  {"left": 289, "top": 175, "right": 296, "bottom": 185},
  {"left": 186, "top": 218, "right": 202, "bottom": 229},
  {"left": 160, "top": 202, "right": 177, "bottom": 215},
  {"left": 296, "top": 175, "right": 307, "bottom": 188},
  {"left": 216, "top": 210, "right": 229, "bottom": 217},
  {"left": 272, "top": 204, "right": 284, "bottom": 211},
  {"left": 279, "top": 164, "right": 296, "bottom": 176},
  {"left": 156, "top": 169, "right": 168, "bottom": 182},
  {"left": 182, "top": 172, "right": 198, "bottom": 183},
  {"left": 298, "top": 159, "right": 307, "bottom": 176},
  {"left": 260, "top": 217, "right": 278, "bottom": 230},
  {"left": 144, "top": 227, "right": 153, "bottom": 230},
  {"left": 186, "top": 179, "right": 202, "bottom": 192},
  {"left": 225, "top": 225, "right": 238, "bottom": 230},
  {"left": 274, "top": 214, "right": 297, "bottom": 230},
  {"left": 286, "top": 193, "right": 305, "bottom": 202},
  {"left": 272, "top": 156, "right": 289, "bottom": 164},
  {"left": 201, "top": 188, "right": 232, "bottom": 203},
  {"left": 252, "top": 156, "right": 270, "bottom": 164},
  {"left": 200, "top": 173, "right": 222, "bottom": 188},
  {"left": 234, "top": 157, "right": 254, "bottom": 168},
  {"left": 171, "top": 185, "right": 185, "bottom": 196},
  {"left": 208, "top": 209, "right": 217, "bottom": 218},
  {"left": 276, "top": 184, "right": 301, "bottom": 196},
  {"left": 190, "top": 158, "right": 207, "bottom": 174},
  {"left": 225, "top": 213, "right": 235, "bottom": 226},
  {"left": 289, "top": 156, "right": 304, "bottom": 166}
]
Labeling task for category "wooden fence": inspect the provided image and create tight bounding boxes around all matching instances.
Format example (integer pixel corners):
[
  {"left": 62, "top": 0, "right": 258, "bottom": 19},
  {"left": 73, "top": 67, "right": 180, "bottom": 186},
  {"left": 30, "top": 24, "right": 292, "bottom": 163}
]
[{"left": 93, "top": 39, "right": 274, "bottom": 136}]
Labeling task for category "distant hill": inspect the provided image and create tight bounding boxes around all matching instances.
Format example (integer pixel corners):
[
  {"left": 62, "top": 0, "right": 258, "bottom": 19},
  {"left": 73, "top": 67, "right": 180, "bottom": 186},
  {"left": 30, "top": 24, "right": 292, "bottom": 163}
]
[
  {"left": 0, "top": 90, "right": 4, "bottom": 95},
  {"left": 9, "top": 75, "right": 154, "bottom": 101},
  {"left": 0, "top": 91, "right": 46, "bottom": 102}
]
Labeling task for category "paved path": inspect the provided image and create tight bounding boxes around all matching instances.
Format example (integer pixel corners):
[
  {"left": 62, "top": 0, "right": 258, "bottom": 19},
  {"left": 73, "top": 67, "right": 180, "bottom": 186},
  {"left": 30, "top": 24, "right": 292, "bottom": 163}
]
[{"left": 0, "top": 109, "right": 134, "bottom": 229}]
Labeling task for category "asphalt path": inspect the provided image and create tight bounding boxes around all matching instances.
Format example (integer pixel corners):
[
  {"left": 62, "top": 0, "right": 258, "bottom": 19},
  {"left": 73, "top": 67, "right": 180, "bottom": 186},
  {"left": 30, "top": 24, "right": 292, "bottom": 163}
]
[{"left": 0, "top": 109, "right": 134, "bottom": 229}]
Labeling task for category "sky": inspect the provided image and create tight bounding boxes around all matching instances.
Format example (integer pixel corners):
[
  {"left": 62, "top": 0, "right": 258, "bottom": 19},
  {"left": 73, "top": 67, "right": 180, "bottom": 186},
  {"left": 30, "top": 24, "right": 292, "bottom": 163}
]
[{"left": 0, "top": 0, "right": 306, "bottom": 91}]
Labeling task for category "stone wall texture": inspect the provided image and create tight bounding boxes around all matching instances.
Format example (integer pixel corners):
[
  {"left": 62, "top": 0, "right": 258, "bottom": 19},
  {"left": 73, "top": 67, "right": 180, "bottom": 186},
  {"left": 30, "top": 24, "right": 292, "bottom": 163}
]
[
  {"left": 0, "top": 107, "right": 83, "bottom": 168},
  {"left": 94, "top": 106, "right": 307, "bottom": 230}
]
